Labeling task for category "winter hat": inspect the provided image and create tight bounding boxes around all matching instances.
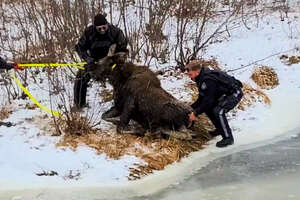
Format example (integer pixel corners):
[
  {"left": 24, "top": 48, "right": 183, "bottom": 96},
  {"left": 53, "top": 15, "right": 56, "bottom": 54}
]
[{"left": 94, "top": 14, "right": 108, "bottom": 26}]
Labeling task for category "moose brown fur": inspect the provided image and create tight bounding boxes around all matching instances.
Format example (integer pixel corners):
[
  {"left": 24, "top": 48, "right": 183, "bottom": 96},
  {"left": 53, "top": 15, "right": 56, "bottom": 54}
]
[{"left": 91, "top": 46, "right": 193, "bottom": 138}]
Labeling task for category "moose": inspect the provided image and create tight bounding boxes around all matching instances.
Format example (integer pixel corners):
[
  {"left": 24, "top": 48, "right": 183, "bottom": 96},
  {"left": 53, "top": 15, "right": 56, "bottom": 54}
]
[{"left": 90, "top": 45, "right": 194, "bottom": 139}]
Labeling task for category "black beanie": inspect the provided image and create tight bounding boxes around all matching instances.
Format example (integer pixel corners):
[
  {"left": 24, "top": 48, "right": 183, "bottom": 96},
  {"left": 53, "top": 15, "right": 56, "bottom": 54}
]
[{"left": 94, "top": 14, "right": 108, "bottom": 26}]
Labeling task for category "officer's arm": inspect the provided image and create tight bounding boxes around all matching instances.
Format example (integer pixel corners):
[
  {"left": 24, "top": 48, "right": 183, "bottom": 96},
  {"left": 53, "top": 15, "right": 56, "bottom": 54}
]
[
  {"left": 0, "top": 57, "right": 13, "bottom": 70},
  {"left": 75, "top": 28, "right": 93, "bottom": 63},
  {"left": 115, "top": 29, "right": 128, "bottom": 53},
  {"left": 194, "top": 79, "right": 217, "bottom": 116},
  {"left": 191, "top": 97, "right": 201, "bottom": 109}
]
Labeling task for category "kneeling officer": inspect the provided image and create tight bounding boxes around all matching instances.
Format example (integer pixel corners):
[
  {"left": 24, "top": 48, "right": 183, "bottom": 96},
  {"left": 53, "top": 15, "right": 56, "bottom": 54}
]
[{"left": 186, "top": 60, "right": 243, "bottom": 148}]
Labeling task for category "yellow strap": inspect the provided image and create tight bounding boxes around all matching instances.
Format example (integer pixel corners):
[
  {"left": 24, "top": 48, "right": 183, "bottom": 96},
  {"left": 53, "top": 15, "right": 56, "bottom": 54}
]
[
  {"left": 18, "top": 62, "right": 87, "bottom": 70},
  {"left": 111, "top": 64, "right": 117, "bottom": 70},
  {"left": 10, "top": 73, "right": 61, "bottom": 117}
]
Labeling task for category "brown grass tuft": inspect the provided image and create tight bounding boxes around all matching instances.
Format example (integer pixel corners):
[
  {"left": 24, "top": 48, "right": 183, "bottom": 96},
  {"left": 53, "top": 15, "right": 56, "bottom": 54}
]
[
  {"left": 280, "top": 54, "right": 300, "bottom": 65},
  {"left": 251, "top": 66, "right": 279, "bottom": 89},
  {"left": 0, "top": 106, "right": 12, "bottom": 120},
  {"left": 238, "top": 83, "right": 271, "bottom": 110},
  {"left": 58, "top": 113, "right": 94, "bottom": 136}
]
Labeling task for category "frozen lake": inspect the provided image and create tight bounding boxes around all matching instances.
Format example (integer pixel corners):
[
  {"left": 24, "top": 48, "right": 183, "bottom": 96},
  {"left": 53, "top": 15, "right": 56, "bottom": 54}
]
[{"left": 135, "top": 133, "right": 300, "bottom": 200}]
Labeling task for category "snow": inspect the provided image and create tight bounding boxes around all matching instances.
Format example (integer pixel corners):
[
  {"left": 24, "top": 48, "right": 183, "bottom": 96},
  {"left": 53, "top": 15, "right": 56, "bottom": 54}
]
[
  {"left": 0, "top": 106, "right": 140, "bottom": 190},
  {"left": 1, "top": 3, "right": 300, "bottom": 199}
]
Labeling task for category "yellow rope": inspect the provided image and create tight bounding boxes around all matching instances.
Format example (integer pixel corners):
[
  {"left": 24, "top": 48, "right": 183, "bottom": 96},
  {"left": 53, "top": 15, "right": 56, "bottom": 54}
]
[
  {"left": 10, "top": 73, "right": 61, "bottom": 117},
  {"left": 18, "top": 62, "right": 87, "bottom": 70}
]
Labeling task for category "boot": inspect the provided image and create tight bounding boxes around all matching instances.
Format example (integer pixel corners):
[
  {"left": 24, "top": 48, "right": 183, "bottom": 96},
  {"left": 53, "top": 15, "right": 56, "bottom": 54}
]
[{"left": 216, "top": 137, "right": 234, "bottom": 148}]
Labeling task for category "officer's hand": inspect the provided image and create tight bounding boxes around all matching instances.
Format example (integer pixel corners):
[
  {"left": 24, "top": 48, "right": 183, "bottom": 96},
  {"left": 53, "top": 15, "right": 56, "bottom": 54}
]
[
  {"left": 13, "top": 63, "right": 24, "bottom": 70},
  {"left": 189, "top": 112, "right": 198, "bottom": 121}
]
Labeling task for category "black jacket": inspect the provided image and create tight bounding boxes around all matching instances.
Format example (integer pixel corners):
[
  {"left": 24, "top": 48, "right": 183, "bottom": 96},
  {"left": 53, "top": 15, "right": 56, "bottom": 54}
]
[
  {"left": 191, "top": 67, "right": 240, "bottom": 116},
  {"left": 0, "top": 57, "right": 13, "bottom": 70},
  {"left": 75, "top": 24, "right": 128, "bottom": 62}
]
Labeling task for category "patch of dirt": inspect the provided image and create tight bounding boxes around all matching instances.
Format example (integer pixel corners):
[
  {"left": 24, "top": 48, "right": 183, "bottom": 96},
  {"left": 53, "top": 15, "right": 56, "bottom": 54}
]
[{"left": 251, "top": 66, "right": 279, "bottom": 89}]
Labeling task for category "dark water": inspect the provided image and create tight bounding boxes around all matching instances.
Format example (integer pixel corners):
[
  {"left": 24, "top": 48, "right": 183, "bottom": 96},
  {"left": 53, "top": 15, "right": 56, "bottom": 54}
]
[{"left": 131, "top": 133, "right": 300, "bottom": 200}]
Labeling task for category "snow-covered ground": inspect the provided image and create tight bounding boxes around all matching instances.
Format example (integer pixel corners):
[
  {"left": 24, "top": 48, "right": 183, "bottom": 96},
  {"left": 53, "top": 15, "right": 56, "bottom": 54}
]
[{"left": 1, "top": 4, "right": 300, "bottom": 200}]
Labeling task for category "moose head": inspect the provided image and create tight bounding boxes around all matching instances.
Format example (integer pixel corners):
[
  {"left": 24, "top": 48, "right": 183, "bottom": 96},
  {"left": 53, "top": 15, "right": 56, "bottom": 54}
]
[{"left": 91, "top": 44, "right": 128, "bottom": 82}]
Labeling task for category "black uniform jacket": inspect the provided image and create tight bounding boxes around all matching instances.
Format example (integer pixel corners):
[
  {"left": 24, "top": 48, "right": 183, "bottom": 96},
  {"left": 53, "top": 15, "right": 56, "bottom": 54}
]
[
  {"left": 75, "top": 24, "right": 128, "bottom": 62},
  {"left": 0, "top": 57, "right": 13, "bottom": 70},
  {"left": 191, "top": 67, "right": 232, "bottom": 116}
]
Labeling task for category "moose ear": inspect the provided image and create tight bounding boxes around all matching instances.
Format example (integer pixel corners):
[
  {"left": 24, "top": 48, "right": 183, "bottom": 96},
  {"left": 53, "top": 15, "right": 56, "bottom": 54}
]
[
  {"left": 107, "top": 44, "right": 117, "bottom": 57},
  {"left": 112, "top": 52, "right": 127, "bottom": 64}
]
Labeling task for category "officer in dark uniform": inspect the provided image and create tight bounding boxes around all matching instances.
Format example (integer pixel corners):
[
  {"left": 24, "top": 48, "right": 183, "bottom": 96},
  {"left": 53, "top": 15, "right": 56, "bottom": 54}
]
[
  {"left": 186, "top": 60, "right": 243, "bottom": 148},
  {"left": 0, "top": 56, "right": 14, "bottom": 70},
  {"left": 0, "top": 56, "right": 23, "bottom": 70},
  {"left": 74, "top": 14, "right": 128, "bottom": 109}
]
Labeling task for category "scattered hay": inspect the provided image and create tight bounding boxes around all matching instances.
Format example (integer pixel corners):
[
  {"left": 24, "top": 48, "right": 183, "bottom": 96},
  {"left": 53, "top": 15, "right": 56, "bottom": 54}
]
[
  {"left": 280, "top": 54, "right": 300, "bottom": 65},
  {"left": 56, "top": 117, "right": 212, "bottom": 180},
  {"left": 238, "top": 83, "right": 271, "bottom": 110},
  {"left": 251, "top": 66, "right": 279, "bottom": 89}
]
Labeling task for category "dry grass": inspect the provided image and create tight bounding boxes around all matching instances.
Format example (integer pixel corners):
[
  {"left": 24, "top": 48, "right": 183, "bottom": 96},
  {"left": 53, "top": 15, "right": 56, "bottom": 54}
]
[
  {"left": 251, "top": 66, "right": 279, "bottom": 89},
  {"left": 238, "top": 83, "right": 271, "bottom": 110},
  {"left": 57, "top": 113, "right": 94, "bottom": 136},
  {"left": 0, "top": 106, "right": 12, "bottom": 120},
  {"left": 56, "top": 116, "right": 212, "bottom": 180},
  {"left": 280, "top": 54, "right": 300, "bottom": 66}
]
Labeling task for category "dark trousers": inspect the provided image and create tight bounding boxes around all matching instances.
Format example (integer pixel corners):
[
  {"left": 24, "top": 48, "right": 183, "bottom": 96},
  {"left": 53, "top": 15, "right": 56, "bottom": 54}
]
[
  {"left": 205, "top": 89, "right": 243, "bottom": 139},
  {"left": 74, "top": 69, "right": 91, "bottom": 107}
]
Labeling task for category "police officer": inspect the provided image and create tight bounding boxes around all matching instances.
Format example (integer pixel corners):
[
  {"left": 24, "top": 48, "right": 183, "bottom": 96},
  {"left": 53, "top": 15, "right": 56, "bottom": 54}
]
[
  {"left": 0, "top": 56, "right": 14, "bottom": 70},
  {"left": 186, "top": 60, "right": 243, "bottom": 148},
  {"left": 0, "top": 56, "right": 23, "bottom": 70},
  {"left": 74, "top": 13, "right": 128, "bottom": 109}
]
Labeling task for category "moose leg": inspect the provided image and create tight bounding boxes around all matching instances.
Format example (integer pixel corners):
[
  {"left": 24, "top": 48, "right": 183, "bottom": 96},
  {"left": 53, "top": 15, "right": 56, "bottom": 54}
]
[
  {"left": 117, "top": 97, "right": 135, "bottom": 134},
  {"left": 158, "top": 126, "right": 193, "bottom": 140},
  {"left": 102, "top": 106, "right": 121, "bottom": 120}
]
